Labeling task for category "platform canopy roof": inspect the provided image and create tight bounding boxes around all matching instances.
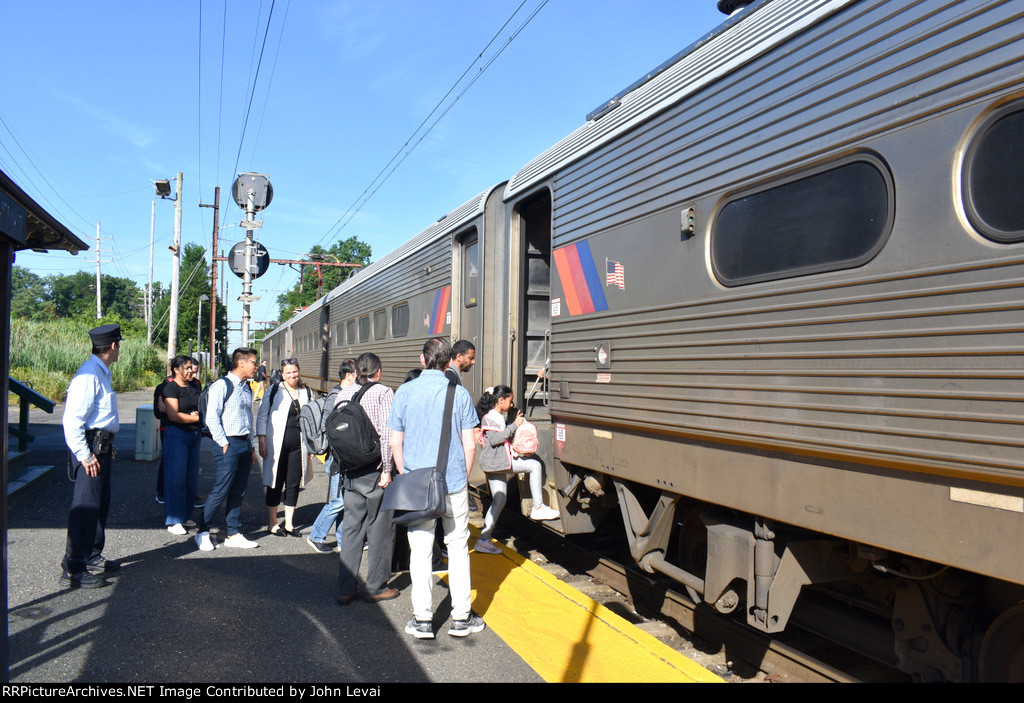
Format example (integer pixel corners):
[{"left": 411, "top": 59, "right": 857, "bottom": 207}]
[{"left": 0, "top": 169, "right": 88, "bottom": 255}]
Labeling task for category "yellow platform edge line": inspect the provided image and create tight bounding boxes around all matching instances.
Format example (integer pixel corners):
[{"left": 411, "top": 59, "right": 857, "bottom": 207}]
[{"left": 462, "top": 532, "right": 723, "bottom": 684}]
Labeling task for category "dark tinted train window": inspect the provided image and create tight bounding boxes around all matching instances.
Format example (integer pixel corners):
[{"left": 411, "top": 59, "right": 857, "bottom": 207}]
[
  {"left": 373, "top": 309, "right": 387, "bottom": 340},
  {"left": 392, "top": 303, "right": 409, "bottom": 338},
  {"left": 711, "top": 156, "right": 893, "bottom": 286},
  {"left": 359, "top": 315, "right": 370, "bottom": 343},
  {"left": 346, "top": 319, "right": 356, "bottom": 345},
  {"left": 964, "top": 105, "right": 1024, "bottom": 243}
]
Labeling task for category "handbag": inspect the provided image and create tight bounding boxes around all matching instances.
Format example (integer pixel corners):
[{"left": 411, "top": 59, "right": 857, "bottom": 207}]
[{"left": 382, "top": 380, "right": 457, "bottom": 526}]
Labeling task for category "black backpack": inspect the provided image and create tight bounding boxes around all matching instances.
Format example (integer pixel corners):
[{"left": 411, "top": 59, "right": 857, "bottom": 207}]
[
  {"left": 197, "top": 376, "right": 234, "bottom": 438},
  {"left": 152, "top": 377, "right": 171, "bottom": 422},
  {"left": 325, "top": 382, "right": 381, "bottom": 474}
]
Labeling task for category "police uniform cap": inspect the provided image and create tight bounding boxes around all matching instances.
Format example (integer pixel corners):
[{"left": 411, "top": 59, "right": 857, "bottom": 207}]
[{"left": 89, "top": 324, "right": 123, "bottom": 346}]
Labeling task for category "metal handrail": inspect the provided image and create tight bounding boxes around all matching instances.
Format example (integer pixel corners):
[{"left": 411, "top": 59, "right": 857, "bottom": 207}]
[{"left": 8, "top": 378, "right": 55, "bottom": 454}]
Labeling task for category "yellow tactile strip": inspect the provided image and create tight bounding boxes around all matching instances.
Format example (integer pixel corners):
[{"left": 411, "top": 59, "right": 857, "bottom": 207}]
[{"left": 459, "top": 536, "right": 723, "bottom": 683}]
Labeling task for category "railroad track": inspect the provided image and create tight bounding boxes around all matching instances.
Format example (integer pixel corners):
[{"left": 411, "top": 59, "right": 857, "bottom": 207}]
[{"left": 480, "top": 504, "right": 909, "bottom": 683}]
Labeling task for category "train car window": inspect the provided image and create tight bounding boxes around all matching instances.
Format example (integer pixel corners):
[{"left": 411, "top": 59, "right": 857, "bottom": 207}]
[
  {"left": 359, "top": 315, "right": 370, "bottom": 343},
  {"left": 347, "top": 319, "right": 356, "bottom": 345},
  {"left": 335, "top": 323, "right": 343, "bottom": 345},
  {"left": 392, "top": 303, "right": 409, "bottom": 338},
  {"left": 373, "top": 308, "right": 387, "bottom": 340},
  {"left": 463, "top": 237, "right": 479, "bottom": 308},
  {"left": 711, "top": 155, "right": 893, "bottom": 286},
  {"left": 963, "top": 104, "right": 1024, "bottom": 243}
]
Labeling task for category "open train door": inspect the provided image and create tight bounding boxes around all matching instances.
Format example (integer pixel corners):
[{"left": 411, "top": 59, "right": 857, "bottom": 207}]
[{"left": 508, "top": 188, "right": 568, "bottom": 526}]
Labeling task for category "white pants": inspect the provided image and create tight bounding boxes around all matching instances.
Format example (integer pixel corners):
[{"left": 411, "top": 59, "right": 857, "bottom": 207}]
[
  {"left": 407, "top": 486, "right": 471, "bottom": 622},
  {"left": 480, "top": 457, "right": 544, "bottom": 541}
]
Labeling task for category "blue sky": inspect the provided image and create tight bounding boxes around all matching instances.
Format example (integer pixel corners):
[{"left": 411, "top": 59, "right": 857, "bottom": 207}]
[{"left": 2, "top": 0, "right": 727, "bottom": 347}]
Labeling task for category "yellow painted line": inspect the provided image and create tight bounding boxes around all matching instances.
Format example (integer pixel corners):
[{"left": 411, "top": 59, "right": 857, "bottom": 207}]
[{"left": 458, "top": 535, "right": 723, "bottom": 684}]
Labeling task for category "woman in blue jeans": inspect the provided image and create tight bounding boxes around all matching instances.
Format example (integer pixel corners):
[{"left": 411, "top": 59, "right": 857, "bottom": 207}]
[
  {"left": 306, "top": 358, "right": 356, "bottom": 553},
  {"left": 161, "top": 355, "right": 202, "bottom": 535}
]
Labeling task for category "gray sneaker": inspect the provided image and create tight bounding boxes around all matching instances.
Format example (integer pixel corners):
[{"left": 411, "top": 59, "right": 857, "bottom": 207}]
[
  {"left": 306, "top": 537, "right": 333, "bottom": 554},
  {"left": 449, "top": 613, "right": 485, "bottom": 638},
  {"left": 405, "top": 619, "right": 434, "bottom": 640}
]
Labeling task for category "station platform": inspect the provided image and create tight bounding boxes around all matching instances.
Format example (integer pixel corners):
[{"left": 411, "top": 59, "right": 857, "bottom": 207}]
[{"left": 5, "top": 390, "right": 720, "bottom": 684}]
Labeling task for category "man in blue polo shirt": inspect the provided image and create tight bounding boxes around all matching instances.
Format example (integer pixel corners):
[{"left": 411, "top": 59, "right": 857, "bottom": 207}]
[{"left": 389, "top": 337, "right": 481, "bottom": 640}]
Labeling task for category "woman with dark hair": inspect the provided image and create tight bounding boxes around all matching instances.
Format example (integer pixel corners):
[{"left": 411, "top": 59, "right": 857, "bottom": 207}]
[
  {"left": 474, "top": 385, "right": 558, "bottom": 554},
  {"left": 307, "top": 358, "right": 357, "bottom": 553},
  {"left": 257, "top": 358, "right": 314, "bottom": 536},
  {"left": 162, "top": 355, "right": 203, "bottom": 535}
]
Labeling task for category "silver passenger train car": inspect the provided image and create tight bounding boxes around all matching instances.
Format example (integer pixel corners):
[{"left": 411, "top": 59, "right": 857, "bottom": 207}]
[{"left": 264, "top": 0, "right": 1024, "bottom": 681}]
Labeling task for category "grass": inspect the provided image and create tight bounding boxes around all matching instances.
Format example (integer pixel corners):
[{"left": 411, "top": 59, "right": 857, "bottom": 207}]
[{"left": 9, "top": 318, "right": 165, "bottom": 404}]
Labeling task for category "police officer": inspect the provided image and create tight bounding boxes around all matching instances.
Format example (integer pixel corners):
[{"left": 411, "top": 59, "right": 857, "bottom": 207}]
[{"left": 60, "top": 323, "right": 123, "bottom": 588}]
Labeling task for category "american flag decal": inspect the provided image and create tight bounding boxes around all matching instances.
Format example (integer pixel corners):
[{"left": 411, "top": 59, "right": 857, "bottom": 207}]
[{"left": 606, "top": 259, "right": 625, "bottom": 289}]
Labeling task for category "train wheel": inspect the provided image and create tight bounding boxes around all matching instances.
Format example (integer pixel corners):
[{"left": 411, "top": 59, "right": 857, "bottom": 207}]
[
  {"left": 674, "top": 505, "right": 708, "bottom": 605},
  {"left": 979, "top": 602, "right": 1024, "bottom": 682}
]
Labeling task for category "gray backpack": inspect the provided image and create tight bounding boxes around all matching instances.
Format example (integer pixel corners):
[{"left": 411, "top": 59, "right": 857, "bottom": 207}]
[{"left": 299, "top": 386, "right": 338, "bottom": 455}]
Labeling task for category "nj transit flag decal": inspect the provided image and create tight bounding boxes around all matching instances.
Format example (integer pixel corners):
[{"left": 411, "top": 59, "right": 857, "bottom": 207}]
[
  {"left": 430, "top": 286, "right": 451, "bottom": 334},
  {"left": 552, "top": 241, "right": 609, "bottom": 316}
]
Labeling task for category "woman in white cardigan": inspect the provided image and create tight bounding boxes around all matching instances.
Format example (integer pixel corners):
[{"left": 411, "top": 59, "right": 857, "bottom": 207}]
[{"left": 257, "top": 359, "right": 314, "bottom": 536}]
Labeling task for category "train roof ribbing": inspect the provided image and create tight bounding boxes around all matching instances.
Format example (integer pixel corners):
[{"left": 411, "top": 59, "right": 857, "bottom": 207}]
[{"left": 504, "top": 0, "right": 857, "bottom": 199}]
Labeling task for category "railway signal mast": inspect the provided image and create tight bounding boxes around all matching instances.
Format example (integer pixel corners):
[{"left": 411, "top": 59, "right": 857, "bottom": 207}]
[{"left": 231, "top": 173, "right": 273, "bottom": 346}]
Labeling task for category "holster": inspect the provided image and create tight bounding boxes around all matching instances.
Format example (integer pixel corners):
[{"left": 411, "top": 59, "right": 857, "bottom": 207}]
[{"left": 85, "top": 429, "right": 116, "bottom": 457}]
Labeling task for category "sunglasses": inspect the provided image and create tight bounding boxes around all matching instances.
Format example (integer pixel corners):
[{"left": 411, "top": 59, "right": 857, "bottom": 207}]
[{"left": 282, "top": 358, "right": 298, "bottom": 366}]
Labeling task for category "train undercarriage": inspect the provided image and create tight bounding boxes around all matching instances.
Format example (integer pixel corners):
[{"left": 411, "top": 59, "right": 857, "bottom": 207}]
[{"left": 555, "top": 466, "right": 1024, "bottom": 683}]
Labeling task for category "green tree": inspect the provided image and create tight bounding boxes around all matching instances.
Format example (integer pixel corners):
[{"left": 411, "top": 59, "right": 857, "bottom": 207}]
[
  {"left": 47, "top": 271, "right": 95, "bottom": 319},
  {"left": 43, "top": 270, "right": 144, "bottom": 321},
  {"left": 276, "top": 236, "right": 372, "bottom": 323},
  {"left": 11, "top": 266, "right": 51, "bottom": 319},
  {"left": 152, "top": 243, "right": 227, "bottom": 355}
]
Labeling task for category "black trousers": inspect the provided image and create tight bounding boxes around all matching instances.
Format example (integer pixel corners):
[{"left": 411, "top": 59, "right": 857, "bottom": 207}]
[{"left": 63, "top": 451, "right": 113, "bottom": 573}]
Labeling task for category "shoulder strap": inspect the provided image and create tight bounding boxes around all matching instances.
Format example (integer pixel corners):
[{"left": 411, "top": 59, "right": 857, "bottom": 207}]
[
  {"left": 435, "top": 381, "right": 457, "bottom": 476},
  {"left": 351, "top": 381, "right": 377, "bottom": 405},
  {"left": 267, "top": 382, "right": 280, "bottom": 407}
]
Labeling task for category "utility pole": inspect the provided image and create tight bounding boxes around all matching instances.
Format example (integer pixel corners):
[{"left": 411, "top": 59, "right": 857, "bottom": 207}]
[
  {"left": 167, "top": 172, "right": 182, "bottom": 362},
  {"left": 200, "top": 186, "right": 220, "bottom": 374},
  {"left": 95, "top": 223, "right": 102, "bottom": 319},
  {"left": 147, "top": 197, "right": 155, "bottom": 344}
]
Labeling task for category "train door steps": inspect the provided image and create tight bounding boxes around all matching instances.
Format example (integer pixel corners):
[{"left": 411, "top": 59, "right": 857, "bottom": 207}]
[{"left": 457, "top": 534, "right": 723, "bottom": 683}]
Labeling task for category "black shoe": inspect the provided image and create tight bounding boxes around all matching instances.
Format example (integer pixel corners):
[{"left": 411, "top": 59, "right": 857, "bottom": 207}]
[
  {"left": 59, "top": 570, "right": 107, "bottom": 589},
  {"left": 87, "top": 557, "right": 120, "bottom": 573}
]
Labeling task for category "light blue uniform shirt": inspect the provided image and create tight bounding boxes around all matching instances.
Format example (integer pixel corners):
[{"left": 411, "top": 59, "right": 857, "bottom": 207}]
[
  {"left": 388, "top": 370, "right": 478, "bottom": 493},
  {"left": 62, "top": 355, "right": 119, "bottom": 463}
]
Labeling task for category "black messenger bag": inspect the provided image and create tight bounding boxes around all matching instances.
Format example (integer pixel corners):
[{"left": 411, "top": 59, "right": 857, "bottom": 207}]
[{"left": 382, "top": 381, "right": 456, "bottom": 527}]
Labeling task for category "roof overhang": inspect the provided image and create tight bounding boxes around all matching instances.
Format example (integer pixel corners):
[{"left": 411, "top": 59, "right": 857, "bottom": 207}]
[{"left": 0, "top": 169, "right": 88, "bottom": 255}]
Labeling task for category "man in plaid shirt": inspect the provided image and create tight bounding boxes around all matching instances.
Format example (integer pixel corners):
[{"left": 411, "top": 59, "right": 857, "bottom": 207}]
[{"left": 334, "top": 352, "right": 399, "bottom": 604}]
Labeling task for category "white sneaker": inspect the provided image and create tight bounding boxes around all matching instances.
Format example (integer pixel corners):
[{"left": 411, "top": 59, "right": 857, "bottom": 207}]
[
  {"left": 530, "top": 505, "right": 560, "bottom": 521},
  {"left": 474, "top": 538, "right": 502, "bottom": 554},
  {"left": 167, "top": 523, "right": 187, "bottom": 536},
  {"left": 195, "top": 531, "right": 215, "bottom": 551},
  {"left": 223, "top": 533, "right": 259, "bottom": 549}
]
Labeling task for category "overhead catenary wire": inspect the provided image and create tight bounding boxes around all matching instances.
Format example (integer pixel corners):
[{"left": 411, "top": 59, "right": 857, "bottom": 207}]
[{"left": 309, "top": 0, "right": 550, "bottom": 254}]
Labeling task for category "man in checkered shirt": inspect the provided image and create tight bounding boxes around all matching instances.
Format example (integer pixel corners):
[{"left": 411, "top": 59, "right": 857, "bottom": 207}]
[{"left": 196, "top": 347, "right": 260, "bottom": 551}]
